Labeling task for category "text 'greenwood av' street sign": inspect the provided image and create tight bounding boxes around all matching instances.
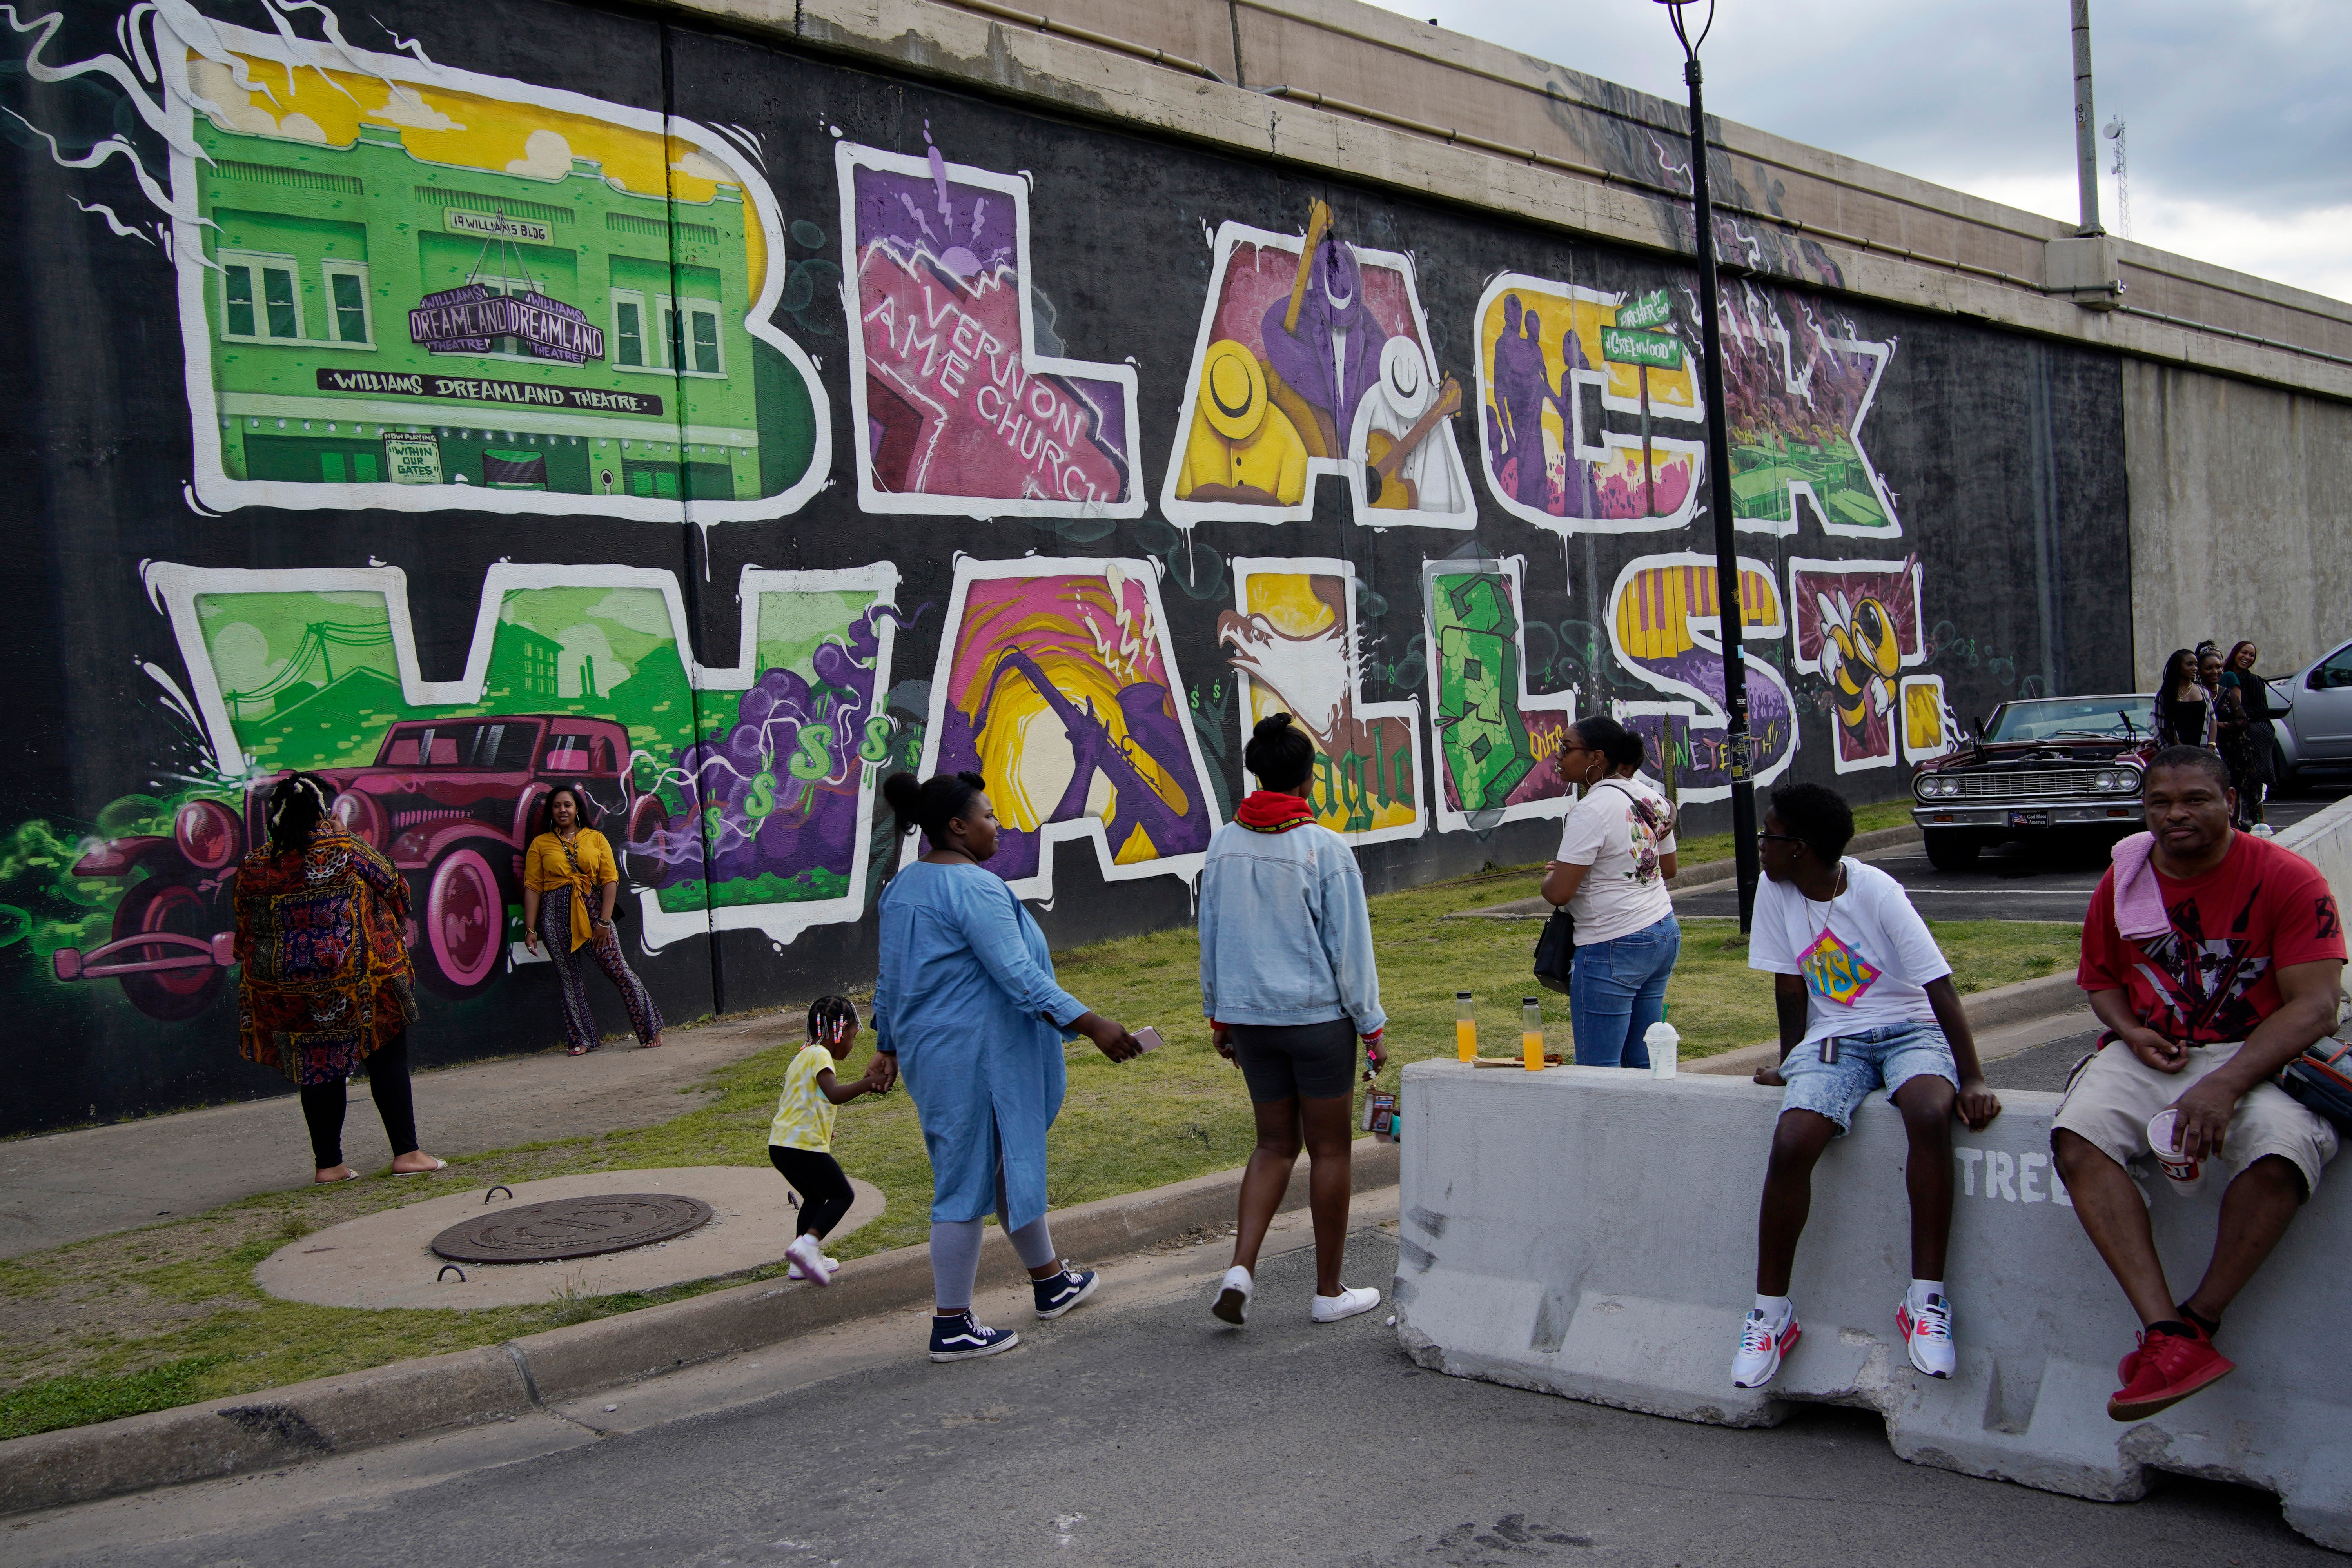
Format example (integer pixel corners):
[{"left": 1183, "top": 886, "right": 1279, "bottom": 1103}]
[{"left": 1600, "top": 326, "right": 1684, "bottom": 370}]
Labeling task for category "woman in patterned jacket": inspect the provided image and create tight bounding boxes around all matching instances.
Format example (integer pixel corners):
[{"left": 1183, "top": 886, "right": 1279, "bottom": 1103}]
[{"left": 232, "top": 772, "right": 445, "bottom": 1185}]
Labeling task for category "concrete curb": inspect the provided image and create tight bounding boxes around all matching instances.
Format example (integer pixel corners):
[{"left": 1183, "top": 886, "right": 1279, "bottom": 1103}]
[
  {"left": 1688, "top": 969, "right": 2088, "bottom": 1078},
  {"left": 1446, "top": 824, "right": 1924, "bottom": 919},
  {"left": 0, "top": 1140, "right": 1398, "bottom": 1517}
]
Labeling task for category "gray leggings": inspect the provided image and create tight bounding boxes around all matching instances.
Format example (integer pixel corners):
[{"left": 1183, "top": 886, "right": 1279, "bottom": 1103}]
[{"left": 931, "top": 1161, "right": 1056, "bottom": 1312}]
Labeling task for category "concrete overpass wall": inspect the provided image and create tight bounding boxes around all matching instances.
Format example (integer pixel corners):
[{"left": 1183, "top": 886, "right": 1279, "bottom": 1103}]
[{"left": 0, "top": 0, "right": 2331, "bottom": 1132}]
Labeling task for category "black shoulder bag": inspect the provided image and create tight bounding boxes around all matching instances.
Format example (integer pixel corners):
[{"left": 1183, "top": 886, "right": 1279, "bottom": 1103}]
[{"left": 1531, "top": 783, "right": 1666, "bottom": 994}]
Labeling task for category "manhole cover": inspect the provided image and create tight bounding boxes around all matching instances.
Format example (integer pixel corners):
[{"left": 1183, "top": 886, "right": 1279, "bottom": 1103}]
[{"left": 430, "top": 1193, "right": 715, "bottom": 1264}]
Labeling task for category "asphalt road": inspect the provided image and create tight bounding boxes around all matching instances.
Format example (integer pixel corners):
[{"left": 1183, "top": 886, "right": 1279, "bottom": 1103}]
[
  {"left": 16, "top": 1225, "right": 2334, "bottom": 1568},
  {"left": 1677, "top": 789, "right": 2343, "bottom": 924}
]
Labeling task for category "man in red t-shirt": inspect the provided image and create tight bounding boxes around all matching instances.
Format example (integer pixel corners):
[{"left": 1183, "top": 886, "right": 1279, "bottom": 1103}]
[{"left": 2054, "top": 747, "right": 2345, "bottom": 1424}]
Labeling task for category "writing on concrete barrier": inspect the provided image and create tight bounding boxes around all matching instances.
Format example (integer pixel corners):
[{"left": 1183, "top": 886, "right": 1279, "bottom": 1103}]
[{"left": 1956, "top": 1146, "right": 2072, "bottom": 1208}]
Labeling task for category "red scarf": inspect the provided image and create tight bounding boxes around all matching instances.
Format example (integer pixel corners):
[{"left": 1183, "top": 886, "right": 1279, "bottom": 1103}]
[{"left": 1235, "top": 789, "right": 1314, "bottom": 833}]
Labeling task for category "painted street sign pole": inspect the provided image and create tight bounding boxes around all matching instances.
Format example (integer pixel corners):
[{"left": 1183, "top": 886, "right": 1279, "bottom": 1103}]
[{"left": 1602, "top": 324, "right": 1684, "bottom": 518}]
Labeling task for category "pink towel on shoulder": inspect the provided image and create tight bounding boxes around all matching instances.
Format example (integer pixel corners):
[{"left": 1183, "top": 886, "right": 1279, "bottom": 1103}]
[{"left": 2110, "top": 832, "right": 2168, "bottom": 942}]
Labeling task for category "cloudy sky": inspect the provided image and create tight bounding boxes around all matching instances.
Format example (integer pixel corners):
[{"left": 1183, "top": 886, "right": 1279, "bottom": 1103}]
[{"left": 1376, "top": 0, "right": 2351, "bottom": 303}]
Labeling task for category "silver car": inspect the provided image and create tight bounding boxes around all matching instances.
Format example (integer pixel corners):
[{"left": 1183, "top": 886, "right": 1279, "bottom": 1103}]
[{"left": 2270, "top": 639, "right": 2352, "bottom": 788}]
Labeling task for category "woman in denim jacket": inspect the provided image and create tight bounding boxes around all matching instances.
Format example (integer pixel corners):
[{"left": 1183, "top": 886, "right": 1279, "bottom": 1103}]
[{"left": 1199, "top": 713, "right": 1388, "bottom": 1328}]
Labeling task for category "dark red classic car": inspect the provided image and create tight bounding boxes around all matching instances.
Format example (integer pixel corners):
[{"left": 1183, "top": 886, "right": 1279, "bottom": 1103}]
[
  {"left": 55, "top": 716, "right": 672, "bottom": 1020},
  {"left": 1910, "top": 693, "right": 2156, "bottom": 871}
]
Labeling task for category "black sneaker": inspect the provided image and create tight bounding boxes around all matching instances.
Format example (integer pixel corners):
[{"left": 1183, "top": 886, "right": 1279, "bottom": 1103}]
[
  {"left": 1032, "top": 1264, "right": 1099, "bottom": 1320},
  {"left": 929, "top": 1311, "right": 1019, "bottom": 1362}
]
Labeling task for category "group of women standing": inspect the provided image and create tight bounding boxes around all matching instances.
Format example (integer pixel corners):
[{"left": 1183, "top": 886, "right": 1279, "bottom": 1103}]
[
  {"left": 236, "top": 778, "right": 664, "bottom": 1183},
  {"left": 2155, "top": 640, "right": 2278, "bottom": 833},
  {"left": 869, "top": 712, "right": 1389, "bottom": 1358}
]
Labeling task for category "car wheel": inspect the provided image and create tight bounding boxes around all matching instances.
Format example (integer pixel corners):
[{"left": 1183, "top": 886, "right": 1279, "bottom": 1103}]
[
  {"left": 112, "top": 879, "right": 226, "bottom": 1021},
  {"left": 624, "top": 795, "right": 673, "bottom": 889},
  {"left": 1922, "top": 829, "right": 1982, "bottom": 873},
  {"left": 417, "top": 845, "right": 509, "bottom": 997}
]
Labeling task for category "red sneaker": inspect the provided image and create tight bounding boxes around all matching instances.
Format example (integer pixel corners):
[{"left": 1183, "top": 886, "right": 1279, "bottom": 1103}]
[{"left": 2107, "top": 1327, "right": 2236, "bottom": 1422}]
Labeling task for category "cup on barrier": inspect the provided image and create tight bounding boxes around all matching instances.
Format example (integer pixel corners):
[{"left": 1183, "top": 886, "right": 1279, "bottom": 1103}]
[
  {"left": 2146, "top": 1109, "right": 2206, "bottom": 1197},
  {"left": 1644, "top": 1022, "right": 1680, "bottom": 1079}
]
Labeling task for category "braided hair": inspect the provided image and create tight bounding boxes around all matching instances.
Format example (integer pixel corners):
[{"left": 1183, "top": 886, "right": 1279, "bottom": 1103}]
[
  {"left": 264, "top": 772, "right": 334, "bottom": 858},
  {"left": 806, "top": 995, "right": 861, "bottom": 1047}
]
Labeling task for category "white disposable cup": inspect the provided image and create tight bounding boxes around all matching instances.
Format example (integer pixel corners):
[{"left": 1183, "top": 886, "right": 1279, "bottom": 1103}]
[
  {"left": 1644, "top": 1022, "right": 1680, "bottom": 1079},
  {"left": 2146, "top": 1109, "right": 2206, "bottom": 1197}
]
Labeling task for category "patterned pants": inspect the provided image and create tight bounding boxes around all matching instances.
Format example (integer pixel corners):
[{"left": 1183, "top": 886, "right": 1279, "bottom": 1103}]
[{"left": 540, "top": 885, "right": 663, "bottom": 1051}]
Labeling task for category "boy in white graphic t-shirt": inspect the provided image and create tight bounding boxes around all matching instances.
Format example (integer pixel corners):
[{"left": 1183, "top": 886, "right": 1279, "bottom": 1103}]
[{"left": 1731, "top": 783, "right": 2002, "bottom": 1392}]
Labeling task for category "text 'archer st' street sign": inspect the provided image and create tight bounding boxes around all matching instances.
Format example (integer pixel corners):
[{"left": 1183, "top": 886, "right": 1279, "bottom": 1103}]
[
  {"left": 1614, "top": 289, "right": 1673, "bottom": 330},
  {"left": 1600, "top": 326, "right": 1684, "bottom": 370}
]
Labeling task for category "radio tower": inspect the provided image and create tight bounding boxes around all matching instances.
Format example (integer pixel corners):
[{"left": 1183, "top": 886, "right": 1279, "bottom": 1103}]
[{"left": 2103, "top": 117, "right": 2130, "bottom": 238}]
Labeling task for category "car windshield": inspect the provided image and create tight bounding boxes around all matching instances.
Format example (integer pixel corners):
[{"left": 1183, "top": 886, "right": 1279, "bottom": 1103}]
[
  {"left": 378, "top": 720, "right": 543, "bottom": 770},
  {"left": 1986, "top": 697, "right": 2154, "bottom": 742}
]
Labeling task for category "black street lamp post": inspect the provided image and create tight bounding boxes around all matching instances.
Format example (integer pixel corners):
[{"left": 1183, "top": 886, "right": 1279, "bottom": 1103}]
[{"left": 1658, "top": 0, "right": 1760, "bottom": 931}]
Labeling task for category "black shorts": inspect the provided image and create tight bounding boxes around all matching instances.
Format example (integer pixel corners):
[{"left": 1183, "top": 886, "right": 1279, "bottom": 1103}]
[{"left": 1229, "top": 1018, "right": 1359, "bottom": 1103}]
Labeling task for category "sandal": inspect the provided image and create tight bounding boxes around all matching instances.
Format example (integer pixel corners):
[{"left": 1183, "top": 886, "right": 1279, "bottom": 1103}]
[
  {"left": 313, "top": 1167, "right": 361, "bottom": 1185},
  {"left": 568, "top": 1043, "right": 596, "bottom": 1056},
  {"left": 392, "top": 1156, "right": 448, "bottom": 1176}
]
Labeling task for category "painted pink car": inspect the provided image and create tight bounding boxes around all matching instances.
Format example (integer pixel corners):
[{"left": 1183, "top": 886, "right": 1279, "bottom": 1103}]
[{"left": 54, "top": 715, "right": 671, "bottom": 1020}]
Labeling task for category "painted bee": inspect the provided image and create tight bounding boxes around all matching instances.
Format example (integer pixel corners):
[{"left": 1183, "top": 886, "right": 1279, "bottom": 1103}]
[{"left": 1815, "top": 590, "right": 1902, "bottom": 742}]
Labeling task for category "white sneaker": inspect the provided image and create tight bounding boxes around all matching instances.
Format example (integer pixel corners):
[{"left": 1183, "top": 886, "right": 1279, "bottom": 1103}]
[
  {"left": 786, "top": 1234, "right": 832, "bottom": 1287},
  {"left": 1732, "top": 1305, "right": 1801, "bottom": 1389},
  {"left": 787, "top": 1252, "right": 840, "bottom": 1281},
  {"left": 1212, "top": 1265, "right": 1252, "bottom": 1326},
  {"left": 1897, "top": 1292, "right": 1956, "bottom": 1379},
  {"left": 1311, "top": 1285, "right": 1381, "bottom": 1323}
]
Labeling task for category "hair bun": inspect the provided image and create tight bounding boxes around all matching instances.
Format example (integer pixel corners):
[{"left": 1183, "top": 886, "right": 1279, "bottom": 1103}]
[
  {"left": 1252, "top": 712, "right": 1296, "bottom": 740},
  {"left": 881, "top": 773, "right": 922, "bottom": 815}
]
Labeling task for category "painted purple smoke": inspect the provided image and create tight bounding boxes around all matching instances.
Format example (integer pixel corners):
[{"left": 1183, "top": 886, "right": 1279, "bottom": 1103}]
[{"left": 636, "top": 604, "right": 930, "bottom": 893}]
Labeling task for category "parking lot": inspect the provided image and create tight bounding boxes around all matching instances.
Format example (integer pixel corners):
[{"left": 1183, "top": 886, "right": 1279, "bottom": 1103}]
[{"left": 1676, "top": 787, "right": 2345, "bottom": 924}]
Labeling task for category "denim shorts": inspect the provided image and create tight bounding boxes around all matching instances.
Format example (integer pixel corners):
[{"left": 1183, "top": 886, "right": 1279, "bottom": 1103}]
[{"left": 1778, "top": 1020, "right": 1958, "bottom": 1133}]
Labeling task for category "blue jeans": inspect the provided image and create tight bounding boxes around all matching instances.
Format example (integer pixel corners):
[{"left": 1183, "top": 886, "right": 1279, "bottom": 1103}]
[{"left": 1568, "top": 915, "right": 1681, "bottom": 1067}]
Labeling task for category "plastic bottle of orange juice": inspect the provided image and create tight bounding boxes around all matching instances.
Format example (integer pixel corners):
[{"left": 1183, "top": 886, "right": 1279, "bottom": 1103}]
[
  {"left": 1455, "top": 991, "right": 1477, "bottom": 1063},
  {"left": 1522, "top": 996, "right": 1545, "bottom": 1071}
]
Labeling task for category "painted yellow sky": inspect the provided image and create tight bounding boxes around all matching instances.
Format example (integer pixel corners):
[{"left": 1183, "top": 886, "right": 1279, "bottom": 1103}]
[
  {"left": 1480, "top": 291, "right": 1698, "bottom": 412},
  {"left": 194, "top": 53, "right": 766, "bottom": 293}
]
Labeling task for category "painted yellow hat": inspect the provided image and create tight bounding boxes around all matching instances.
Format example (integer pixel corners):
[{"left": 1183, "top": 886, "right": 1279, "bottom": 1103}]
[{"left": 1200, "top": 339, "right": 1267, "bottom": 441}]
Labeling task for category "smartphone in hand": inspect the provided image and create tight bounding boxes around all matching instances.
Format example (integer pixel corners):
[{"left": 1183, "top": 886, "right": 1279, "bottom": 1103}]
[{"left": 1131, "top": 1025, "right": 1166, "bottom": 1053}]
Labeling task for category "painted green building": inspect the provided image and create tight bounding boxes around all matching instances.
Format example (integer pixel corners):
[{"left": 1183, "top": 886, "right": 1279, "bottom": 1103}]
[{"left": 194, "top": 119, "right": 793, "bottom": 501}]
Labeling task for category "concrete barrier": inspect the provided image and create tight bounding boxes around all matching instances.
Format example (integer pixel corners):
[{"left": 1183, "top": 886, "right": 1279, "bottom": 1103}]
[{"left": 1390, "top": 1063, "right": 2352, "bottom": 1552}]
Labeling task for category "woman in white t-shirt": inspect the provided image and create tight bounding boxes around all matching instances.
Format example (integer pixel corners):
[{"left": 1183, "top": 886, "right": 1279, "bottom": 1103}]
[{"left": 1539, "top": 716, "right": 1681, "bottom": 1067}]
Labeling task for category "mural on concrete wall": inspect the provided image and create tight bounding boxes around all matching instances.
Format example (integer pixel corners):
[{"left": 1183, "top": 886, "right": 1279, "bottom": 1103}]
[
  {"left": 1221, "top": 559, "right": 1423, "bottom": 843},
  {"left": 0, "top": 0, "right": 2132, "bottom": 1135},
  {"left": 1789, "top": 557, "right": 1925, "bottom": 773},
  {"left": 913, "top": 559, "right": 1220, "bottom": 898},
  {"left": 1163, "top": 200, "right": 1473, "bottom": 532},
  {"left": 1475, "top": 274, "right": 1896, "bottom": 542},
  {"left": 1606, "top": 553, "right": 1798, "bottom": 803},
  {"left": 1420, "top": 558, "right": 1578, "bottom": 833},
  {"left": 838, "top": 133, "right": 1141, "bottom": 519}
]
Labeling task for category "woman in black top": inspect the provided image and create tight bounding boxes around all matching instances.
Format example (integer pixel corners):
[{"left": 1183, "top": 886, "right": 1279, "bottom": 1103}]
[
  {"left": 2218, "top": 640, "right": 2276, "bottom": 832},
  {"left": 2153, "top": 648, "right": 2214, "bottom": 750}
]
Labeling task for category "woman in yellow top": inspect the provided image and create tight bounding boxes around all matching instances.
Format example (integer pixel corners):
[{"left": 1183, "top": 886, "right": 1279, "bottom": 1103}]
[{"left": 522, "top": 786, "right": 664, "bottom": 1056}]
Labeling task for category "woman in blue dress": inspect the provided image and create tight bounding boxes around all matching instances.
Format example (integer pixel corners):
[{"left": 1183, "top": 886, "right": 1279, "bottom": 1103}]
[{"left": 872, "top": 770, "right": 1143, "bottom": 1361}]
